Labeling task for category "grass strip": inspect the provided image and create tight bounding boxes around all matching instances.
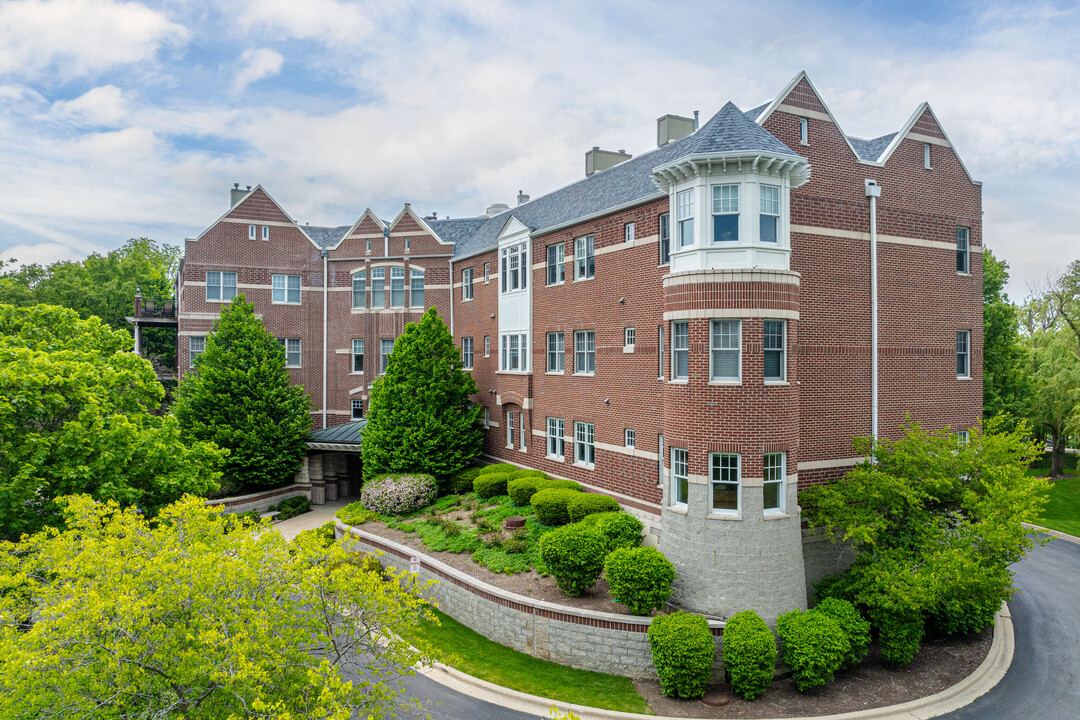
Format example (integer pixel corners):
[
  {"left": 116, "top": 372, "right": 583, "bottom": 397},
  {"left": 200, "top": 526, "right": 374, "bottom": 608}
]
[
  {"left": 1033, "top": 471, "right": 1080, "bottom": 538},
  {"left": 405, "top": 608, "right": 653, "bottom": 715}
]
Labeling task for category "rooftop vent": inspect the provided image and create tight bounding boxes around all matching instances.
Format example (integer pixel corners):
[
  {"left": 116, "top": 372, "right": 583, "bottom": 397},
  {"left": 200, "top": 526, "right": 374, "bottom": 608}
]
[
  {"left": 517, "top": 190, "right": 530, "bottom": 205},
  {"left": 485, "top": 202, "right": 511, "bottom": 217},
  {"left": 585, "top": 147, "right": 632, "bottom": 176},
  {"left": 657, "top": 114, "right": 696, "bottom": 146},
  {"left": 230, "top": 182, "right": 248, "bottom": 207}
]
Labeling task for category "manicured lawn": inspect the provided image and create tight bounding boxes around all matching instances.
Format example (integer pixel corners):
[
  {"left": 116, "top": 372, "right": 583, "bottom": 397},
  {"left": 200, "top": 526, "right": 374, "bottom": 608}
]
[
  {"left": 404, "top": 609, "right": 654, "bottom": 715},
  {"left": 1033, "top": 471, "right": 1080, "bottom": 538}
]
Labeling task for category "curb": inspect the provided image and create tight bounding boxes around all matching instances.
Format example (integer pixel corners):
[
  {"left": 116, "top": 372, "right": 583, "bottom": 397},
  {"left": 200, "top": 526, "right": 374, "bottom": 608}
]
[
  {"left": 1022, "top": 522, "right": 1080, "bottom": 546},
  {"left": 415, "top": 603, "right": 1014, "bottom": 720}
]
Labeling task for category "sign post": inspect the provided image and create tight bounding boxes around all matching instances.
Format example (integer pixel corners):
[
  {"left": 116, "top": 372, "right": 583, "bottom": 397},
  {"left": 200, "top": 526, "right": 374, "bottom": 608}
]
[{"left": 409, "top": 556, "right": 420, "bottom": 575}]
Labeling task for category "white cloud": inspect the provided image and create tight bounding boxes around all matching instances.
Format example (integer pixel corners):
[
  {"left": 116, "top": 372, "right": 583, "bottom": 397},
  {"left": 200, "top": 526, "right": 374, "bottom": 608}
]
[
  {"left": 0, "top": 242, "right": 87, "bottom": 267},
  {"left": 0, "top": 0, "right": 187, "bottom": 79},
  {"left": 50, "top": 85, "right": 128, "bottom": 126},
  {"left": 235, "top": 0, "right": 375, "bottom": 44},
  {"left": 231, "top": 49, "right": 284, "bottom": 93}
]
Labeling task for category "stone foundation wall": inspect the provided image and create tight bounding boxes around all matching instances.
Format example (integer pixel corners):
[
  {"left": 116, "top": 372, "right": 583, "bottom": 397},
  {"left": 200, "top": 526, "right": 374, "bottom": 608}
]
[{"left": 801, "top": 528, "right": 856, "bottom": 599}]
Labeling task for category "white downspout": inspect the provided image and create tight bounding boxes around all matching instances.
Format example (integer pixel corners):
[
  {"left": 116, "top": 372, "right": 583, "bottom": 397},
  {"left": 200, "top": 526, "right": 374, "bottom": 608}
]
[
  {"left": 448, "top": 257, "right": 455, "bottom": 335},
  {"left": 322, "top": 247, "right": 328, "bottom": 429},
  {"left": 865, "top": 179, "right": 881, "bottom": 444}
]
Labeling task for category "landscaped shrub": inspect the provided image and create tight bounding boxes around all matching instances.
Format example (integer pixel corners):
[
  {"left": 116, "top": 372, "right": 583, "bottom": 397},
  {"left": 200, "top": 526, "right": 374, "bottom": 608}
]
[
  {"left": 336, "top": 500, "right": 380, "bottom": 526},
  {"left": 531, "top": 488, "right": 580, "bottom": 526},
  {"left": 448, "top": 466, "right": 483, "bottom": 494},
  {"left": 926, "top": 567, "right": 1007, "bottom": 636},
  {"left": 508, "top": 477, "right": 543, "bottom": 507},
  {"left": 579, "top": 511, "right": 644, "bottom": 553},
  {"left": 873, "top": 607, "right": 924, "bottom": 667},
  {"left": 776, "top": 608, "right": 849, "bottom": 692},
  {"left": 532, "top": 477, "right": 582, "bottom": 494},
  {"left": 567, "top": 493, "right": 620, "bottom": 523},
  {"left": 508, "top": 469, "right": 550, "bottom": 481},
  {"left": 357, "top": 553, "right": 384, "bottom": 577},
  {"left": 293, "top": 521, "right": 336, "bottom": 548},
  {"left": 473, "top": 472, "right": 512, "bottom": 499},
  {"left": 722, "top": 610, "right": 777, "bottom": 700},
  {"left": 604, "top": 546, "right": 675, "bottom": 616},
  {"left": 813, "top": 598, "right": 870, "bottom": 668},
  {"left": 538, "top": 523, "right": 607, "bottom": 596},
  {"left": 360, "top": 473, "right": 438, "bottom": 515},
  {"left": 477, "top": 463, "right": 516, "bottom": 475},
  {"left": 276, "top": 495, "right": 311, "bottom": 520},
  {"left": 812, "top": 572, "right": 858, "bottom": 604},
  {"left": 647, "top": 611, "right": 715, "bottom": 699}
]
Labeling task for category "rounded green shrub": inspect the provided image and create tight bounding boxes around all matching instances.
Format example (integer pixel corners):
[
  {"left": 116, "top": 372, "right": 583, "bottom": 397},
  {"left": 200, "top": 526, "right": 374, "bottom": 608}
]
[
  {"left": 531, "top": 488, "right": 580, "bottom": 526},
  {"left": 604, "top": 546, "right": 675, "bottom": 616},
  {"left": 812, "top": 572, "right": 858, "bottom": 604},
  {"left": 533, "top": 477, "right": 582, "bottom": 493},
  {"left": 722, "top": 610, "right": 777, "bottom": 700},
  {"left": 473, "top": 472, "right": 512, "bottom": 499},
  {"left": 776, "top": 608, "right": 849, "bottom": 693},
  {"left": 477, "top": 463, "right": 516, "bottom": 475},
  {"left": 448, "top": 466, "right": 483, "bottom": 494},
  {"left": 508, "top": 469, "right": 550, "bottom": 481},
  {"left": 647, "top": 611, "right": 715, "bottom": 698},
  {"left": 508, "top": 476, "right": 543, "bottom": 507},
  {"left": 567, "top": 493, "right": 621, "bottom": 523},
  {"left": 927, "top": 570, "right": 1006, "bottom": 636},
  {"left": 538, "top": 523, "right": 606, "bottom": 596},
  {"left": 813, "top": 598, "right": 870, "bottom": 668},
  {"left": 873, "top": 608, "right": 924, "bottom": 667},
  {"left": 579, "top": 511, "right": 644, "bottom": 553}
]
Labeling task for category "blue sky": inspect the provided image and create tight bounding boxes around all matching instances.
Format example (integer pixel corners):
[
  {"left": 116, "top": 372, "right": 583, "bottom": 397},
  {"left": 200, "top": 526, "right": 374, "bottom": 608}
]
[{"left": 0, "top": 0, "right": 1077, "bottom": 298}]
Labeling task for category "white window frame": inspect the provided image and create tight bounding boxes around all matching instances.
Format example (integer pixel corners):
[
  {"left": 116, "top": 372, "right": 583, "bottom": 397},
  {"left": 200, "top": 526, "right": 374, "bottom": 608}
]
[
  {"left": 957, "top": 330, "right": 971, "bottom": 378},
  {"left": 799, "top": 117, "right": 809, "bottom": 145},
  {"left": 759, "top": 185, "right": 780, "bottom": 244},
  {"left": 462, "top": 337, "right": 474, "bottom": 369},
  {"left": 574, "top": 234, "right": 595, "bottom": 280},
  {"left": 624, "top": 327, "right": 636, "bottom": 349},
  {"left": 278, "top": 338, "right": 301, "bottom": 368},
  {"left": 659, "top": 212, "right": 671, "bottom": 265},
  {"left": 352, "top": 272, "right": 366, "bottom": 309},
  {"left": 546, "top": 243, "right": 565, "bottom": 286},
  {"left": 625, "top": 428, "right": 635, "bottom": 448},
  {"left": 390, "top": 267, "right": 405, "bottom": 308},
  {"left": 366, "top": 239, "right": 372, "bottom": 252},
  {"left": 501, "top": 244, "right": 527, "bottom": 293},
  {"left": 924, "top": 143, "right": 932, "bottom": 169},
  {"left": 205, "top": 271, "right": 237, "bottom": 303},
  {"left": 671, "top": 447, "right": 688, "bottom": 507},
  {"left": 676, "top": 189, "right": 694, "bottom": 248},
  {"left": 370, "top": 268, "right": 386, "bottom": 309},
  {"left": 763, "top": 451, "right": 785, "bottom": 514},
  {"left": 462, "top": 268, "right": 473, "bottom": 300},
  {"left": 380, "top": 337, "right": 393, "bottom": 374},
  {"left": 624, "top": 222, "right": 635, "bottom": 243},
  {"left": 500, "top": 333, "right": 528, "bottom": 372},
  {"left": 507, "top": 411, "right": 515, "bottom": 448},
  {"left": 710, "top": 452, "right": 740, "bottom": 515},
  {"left": 547, "top": 332, "right": 565, "bottom": 373},
  {"left": 248, "top": 224, "right": 256, "bottom": 240},
  {"left": 351, "top": 399, "right": 364, "bottom": 420},
  {"left": 484, "top": 335, "right": 490, "bottom": 357},
  {"left": 351, "top": 338, "right": 364, "bottom": 373},
  {"left": 272, "top": 274, "right": 301, "bottom": 304},
  {"left": 261, "top": 225, "right": 269, "bottom": 241},
  {"left": 712, "top": 184, "right": 739, "bottom": 243},
  {"left": 574, "top": 330, "right": 595, "bottom": 375},
  {"left": 710, "top": 319, "right": 741, "bottom": 382},
  {"left": 763, "top": 320, "right": 786, "bottom": 382},
  {"left": 957, "top": 430, "right": 970, "bottom": 446},
  {"left": 483, "top": 407, "right": 490, "bottom": 429},
  {"left": 956, "top": 227, "right": 970, "bottom": 274},
  {"left": 405, "top": 237, "right": 410, "bottom": 253},
  {"left": 547, "top": 417, "right": 565, "bottom": 460},
  {"left": 671, "top": 321, "right": 689, "bottom": 381},
  {"left": 574, "top": 421, "right": 595, "bottom": 469},
  {"left": 188, "top": 335, "right": 205, "bottom": 368},
  {"left": 484, "top": 262, "right": 490, "bottom": 284},
  {"left": 409, "top": 268, "right": 425, "bottom": 308}
]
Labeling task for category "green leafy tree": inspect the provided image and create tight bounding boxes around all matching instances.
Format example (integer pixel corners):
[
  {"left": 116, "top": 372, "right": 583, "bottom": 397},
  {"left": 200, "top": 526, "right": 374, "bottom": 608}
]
[
  {"left": 0, "top": 495, "right": 436, "bottom": 720},
  {"left": 0, "top": 304, "right": 221, "bottom": 541},
  {"left": 174, "top": 295, "right": 311, "bottom": 491},
  {"left": 982, "top": 249, "right": 1029, "bottom": 422},
  {"left": 804, "top": 418, "right": 1047, "bottom": 659},
  {"left": 362, "top": 307, "right": 483, "bottom": 478},
  {"left": 1027, "top": 329, "right": 1080, "bottom": 476}
]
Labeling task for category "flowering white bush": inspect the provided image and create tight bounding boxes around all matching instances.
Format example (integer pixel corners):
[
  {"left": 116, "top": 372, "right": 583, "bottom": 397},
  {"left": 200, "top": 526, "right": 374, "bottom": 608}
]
[{"left": 360, "top": 473, "right": 438, "bottom": 515}]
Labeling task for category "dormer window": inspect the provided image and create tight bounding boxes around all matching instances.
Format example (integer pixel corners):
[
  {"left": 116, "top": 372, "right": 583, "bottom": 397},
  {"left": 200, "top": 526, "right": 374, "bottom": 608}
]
[
  {"left": 760, "top": 185, "right": 780, "bottom": 243},
  {"left": 712, "top": 184, "right": 739, "bottom": 242},
  {"left": 676, "top": 189, "right": 694, "bottom": 248}
]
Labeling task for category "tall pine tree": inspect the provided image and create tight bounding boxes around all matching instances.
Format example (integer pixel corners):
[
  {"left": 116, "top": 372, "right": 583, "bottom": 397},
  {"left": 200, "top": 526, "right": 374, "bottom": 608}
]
[
  {"left": 174, "top": 295, "right": 311, "bottom": 489},
  {"left": 362, "top": 307, "right": 483, "bottom": 479}
]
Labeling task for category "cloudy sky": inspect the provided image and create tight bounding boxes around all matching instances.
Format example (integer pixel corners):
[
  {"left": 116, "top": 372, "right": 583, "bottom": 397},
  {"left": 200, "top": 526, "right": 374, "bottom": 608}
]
[{"left": 0, "top": 0, "right": 1076, "bottom": 298}]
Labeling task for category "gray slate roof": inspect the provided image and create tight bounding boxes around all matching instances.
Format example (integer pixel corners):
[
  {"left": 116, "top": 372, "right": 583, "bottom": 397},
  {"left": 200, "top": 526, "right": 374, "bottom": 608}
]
[
  {"left": 427, "top": 217, "right": 489, "bottom": 245},
  {"left": 743, "top": 102, "right": 770, "bottom": 122},
  {"left": 848, "top": 133, "right": 897, "bottom": 162},
  {"left": 441, "top": 102, "right": 801, "bottom": 260},
  {"left": 308, "top": 419, "right": 366, "bottom": 445},
  {"left": 300, "top": 224, "right": 352, "bottom": 250}
]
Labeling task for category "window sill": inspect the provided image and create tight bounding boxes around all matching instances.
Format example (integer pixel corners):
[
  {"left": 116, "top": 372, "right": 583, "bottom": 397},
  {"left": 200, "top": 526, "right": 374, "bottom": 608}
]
[
  {"left": 285, "top": 366, "right": 302, "bottom": 370},
  {"left": 573, "top": 276, "right": 595, "bottom": 283},
  {"left": 957, "top": 271, "right": 971, "bottom": 277},
  {"left": 462, "top": 297, "right": 473, "bottom": 302},
  {"left": 669, "top": 379, "right": 688, "bottom": 385},
  {"left": 463, "top": 368, "right": 473, "bottom": 372},
  {"left": 271, "top": 301, "right": 302, "bottom": 306},
  {"left": 623, "top": 345, "right": 635, "bottom": 354},
  {"left": 572, "top": 372, "right": 595, "bottom": 377},
  {"left": 349, "top": 371, "right": 364, "bottom": 376},
  {"left": 518, "top": 447, "right": 528, "bottom": 453},
  {"left": 709, "top": 380, "right": 741, "bottom": 386},
  {"left": 546, "top": 454, "right": 565, "bottom": 463},
  {"left": 957, "top": 376, "right": 972, "bottom": 381},
  {"left": 708, "top": 512, "right": 742, "bottom": 521},
  {"left": 763, "top": 512, "right": 790, "bottom": 520},
  {"left": 573, "top": 462, "right": 595, "bottom": 471},
  {"left": 546, "top": 281, "right": 565, "bottom": 288},
  {"left": 546, "top": 370, "right": 565, "bottom": 376},
  {"left": 764, "top": 380, "right": 789, "bottom": 386},
  {"left": 667, "top": 504, "right": 688, "bottom": 515},
  {"left": 496, "top": 370, "right": 532, "bottom": 376}
]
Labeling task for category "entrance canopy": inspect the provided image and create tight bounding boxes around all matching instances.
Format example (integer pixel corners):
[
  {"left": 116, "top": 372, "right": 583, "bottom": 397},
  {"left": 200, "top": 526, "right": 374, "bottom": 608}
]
[{"left": 307, "top": 419, "right": 366, "bottom": 452}]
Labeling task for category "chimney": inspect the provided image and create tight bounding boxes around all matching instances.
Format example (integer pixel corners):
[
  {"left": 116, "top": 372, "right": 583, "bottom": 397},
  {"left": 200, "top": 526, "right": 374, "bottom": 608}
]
[
  {"left": 230, "top": 182, "right": 248, "bottom": 207},
  {"left": 585, "top": 147, "right": 633, "bottom": 176},
  {"left": 485, "top": 203, "right": 511, "bottom": 217},
  {"left": 517, "top": 190, "right": 530, "bottom": 205},
  {"left": 656, "top": 114, "right": 696, "bottom": 146}
]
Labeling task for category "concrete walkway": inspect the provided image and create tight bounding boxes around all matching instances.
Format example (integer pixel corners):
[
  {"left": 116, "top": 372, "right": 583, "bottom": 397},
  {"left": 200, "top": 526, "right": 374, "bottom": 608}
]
[{"left": 274, "top": 498, "right": 351, "bottom": 541}]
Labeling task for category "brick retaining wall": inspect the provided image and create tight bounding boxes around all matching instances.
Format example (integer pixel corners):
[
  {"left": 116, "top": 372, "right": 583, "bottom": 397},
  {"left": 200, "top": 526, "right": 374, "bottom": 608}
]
[{"left": 205, "top": 484, "right": 311, "bottom": 514}]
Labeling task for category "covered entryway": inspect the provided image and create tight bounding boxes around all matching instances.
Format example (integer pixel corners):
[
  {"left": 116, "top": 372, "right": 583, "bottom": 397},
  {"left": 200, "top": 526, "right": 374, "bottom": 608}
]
[{"left": 305, "top": 420, "right": 365, "bottom": 504}]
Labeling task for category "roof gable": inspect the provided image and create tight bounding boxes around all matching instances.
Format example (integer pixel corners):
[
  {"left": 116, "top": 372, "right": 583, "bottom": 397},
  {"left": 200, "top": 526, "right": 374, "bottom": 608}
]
[
  {"left": 876, "top": 103, "right": 977, "bottom": 184},
  {"left": 388, "top": 204, "right": 451, "bottom": 244},
  {"left": 682, "top": 101, "right": 798, "bottom": 156},
  {"left": 193, "top": 185, "right": 299, "bottom": 243}
]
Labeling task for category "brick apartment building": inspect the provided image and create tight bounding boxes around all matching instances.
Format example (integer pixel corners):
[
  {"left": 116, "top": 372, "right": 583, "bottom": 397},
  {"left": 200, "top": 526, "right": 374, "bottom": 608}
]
[{"left": 176, "top": 73, "right": 982, "bottom": 620}]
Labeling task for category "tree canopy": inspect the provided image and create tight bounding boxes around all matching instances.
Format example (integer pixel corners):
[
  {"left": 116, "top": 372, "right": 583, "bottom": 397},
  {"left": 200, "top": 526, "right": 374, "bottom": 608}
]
[
  {"left": 0, "top": 495, "right": 436, "bottom": 720},
  {"left": 362, "top": 307, "right": 483, "bottom": 479},
  {"left": 174, "top": 295, "right": 311, "bottom": 491},
  {"left": 0, "top": 304, "right": 221, "bottom": 541},
  {"left": 982, "top": 249, "right": 1029, "bottom": 422}
]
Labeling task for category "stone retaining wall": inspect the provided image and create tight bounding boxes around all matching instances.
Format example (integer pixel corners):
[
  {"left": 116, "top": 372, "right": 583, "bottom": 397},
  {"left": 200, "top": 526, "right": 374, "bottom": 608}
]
[
  {"left": 337, "top": 522, "right": 725, "bottom": 680},
  {"left": 205, "top": 484, "right": 311, "bottom": 514}
]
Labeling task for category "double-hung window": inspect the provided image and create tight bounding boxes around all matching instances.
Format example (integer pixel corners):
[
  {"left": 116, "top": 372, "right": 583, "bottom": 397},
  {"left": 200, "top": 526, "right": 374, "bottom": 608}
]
[
  {"left": 547, "top": 417, "right": 565, "bottom": 459},
  {"left": 484, "top": 335, "right": 490, "bottom": 357},
  {"left": 672, "top": 321, "right": 689, "bottom": 380},
  {"left": 278, "top": 338, "right": 301, "bottom": 368},
  {"left": 351, "top": 399, "right": 364, "bottom": 420},
  {"left": 272, "top": 274, "right": 300, "bottom": 304},
  {"left": 547, "top": 332, "right": 565, "bottom": 372},
  {"left": 462, "top": 337, "right": 474, "bottom": 369},
  {"left": 390, "top": 267, "right": 405, "bottom": 307},
  {"left": 710, "top": 319, "right": 740, "bottom": 381},
  {"left": 507, "top": 411, "right": 515, "bottom": 448},
  {"left": 483, "top": 407, "right": 490, "bottom": 428},
  {"left": 624, "top": 327, "right": 636, "bottom": 349},
  {"left": 484, "top": 262, "right": 490, "bottom": 283},
  {"left": 624, "top": 222, "right": 635, "bottom": 243},
  {"left": 574, "top": 421, "right": 595, "bottom": 467},
  {"left": 500, "top": 333, "right": 528, "bottom": 371},
  {"left": 625, "top": 428, "right": 635, "bottom": 448},
  {"left": 712, "top": 184, "right": 739, "bottom": 242},
  {"left": 574, "top": 235, "right": 595, "bottom": 280},
  {"left": 501, "top": 244, "right": 527, "bottom": 292},
  {"left": 711, "top": 453, "right": 739, "bottom": 514},
  {"left": 546, "top": 243, "right": 565, "bottom": 285},
  {"left": 352, "top": 272, "right": 366, "bottom": 308},
  {"left": 957, "top": 330, "right": 970, "bottom": 378},
  {"left": 574, "top": 330, "right": 595, "bottom": 374},
  {"left": 462, "top": 268, "right": 473, "bottom": 300},
  {"left": 956, "top": 227, "right": 970, "bottom": 274},
  {"left": 760, "top": 185, "right": 780, "bottom": 243},
  {"left": 410, "top": 268, "right": 425, "bottom": 307},
  {"left": 659, "top": 212, "right": 671, "bottom": 265},
  {"left": 351, "top": 339, "right": 364, "bottom": 373},
  {"left": 763, "top": 452, "right": 785, "bottom": 513},
  {"left": 763, "top": 320, "right": 786, "bottom": 381},
  {"left": 371, "top": 268, "right": 386, "bottom": 309},
  {"left": 671, "top": 448, "right": 688, "bottom": 506},
  {"left": 205, "top": 271, "right": 237, "bottom": 302},
  {"left": 380, "top": 338, "right": 393, "bottom": 373},
  {"left": 676, "top": 190, "right": 694, "bottom": 248},
  {"left": 188, "top": 336, "right": 205, "bottom": 367}
]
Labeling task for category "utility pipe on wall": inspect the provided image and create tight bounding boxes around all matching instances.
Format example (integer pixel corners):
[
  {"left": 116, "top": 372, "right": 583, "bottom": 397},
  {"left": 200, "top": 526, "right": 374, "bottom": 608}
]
[
  {"left": 865, "top": 179, "right": 881, "bottom": 444},
  {"left": 322, "top": 247, "right": 328, "bottom": 430}
]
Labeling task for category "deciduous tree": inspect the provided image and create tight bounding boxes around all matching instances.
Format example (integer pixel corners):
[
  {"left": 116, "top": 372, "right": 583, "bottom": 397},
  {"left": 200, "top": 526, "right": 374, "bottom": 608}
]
[{"left": 982, "top": 249, "right": 1029, "bottom": 422}]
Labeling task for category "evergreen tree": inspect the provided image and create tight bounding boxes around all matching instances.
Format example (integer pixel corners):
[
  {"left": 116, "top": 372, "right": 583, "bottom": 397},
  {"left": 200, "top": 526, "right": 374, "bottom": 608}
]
[
  {"left": 174, "top": 295, "right": 311, "bottom": 489},
  {"left": 362, "top": 307, "right": 483, "bottom": 479}
]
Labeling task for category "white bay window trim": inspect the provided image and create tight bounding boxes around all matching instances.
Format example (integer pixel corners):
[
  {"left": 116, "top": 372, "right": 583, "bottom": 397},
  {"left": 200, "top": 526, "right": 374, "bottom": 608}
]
[
  {"left": 671, "top": 448, "right": 688, "bottom": 507},
  {"left": 574, "top": 421, "right": 595, "bottom": 469}
]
